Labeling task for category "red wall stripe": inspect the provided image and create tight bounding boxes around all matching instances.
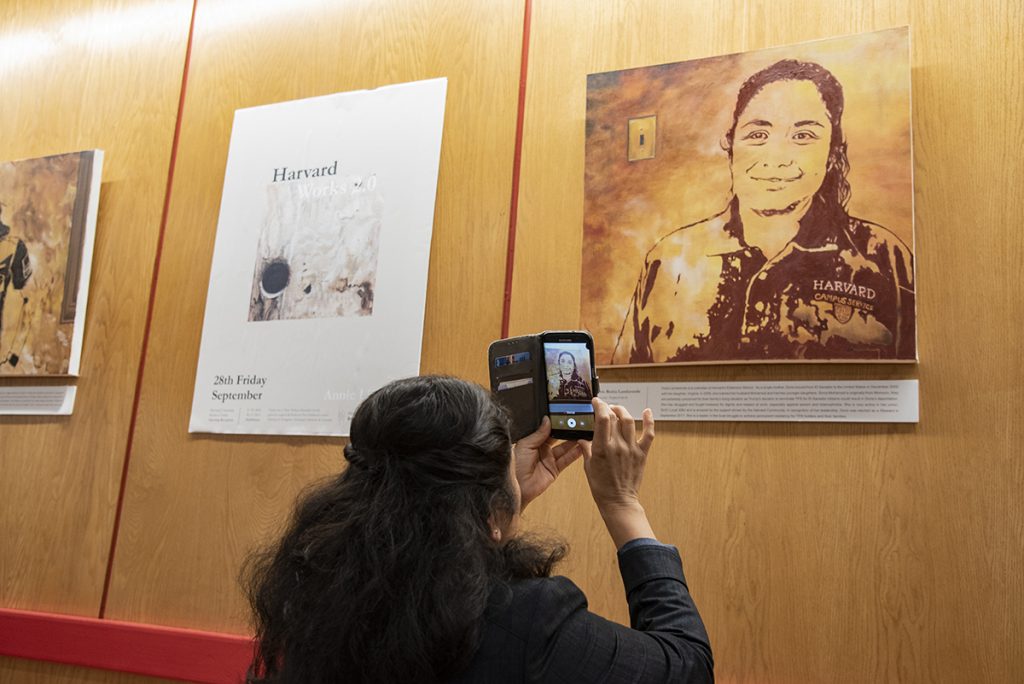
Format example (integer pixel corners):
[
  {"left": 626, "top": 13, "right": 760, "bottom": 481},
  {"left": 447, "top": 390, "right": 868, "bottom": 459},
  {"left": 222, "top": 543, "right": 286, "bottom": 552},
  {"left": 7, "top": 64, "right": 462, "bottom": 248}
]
[
  {"left": 0, "top": 609, "right": 253, "bottom": 684},
  {"left": 98, "top": 0, "right": 199, "bottom": 619},
  {"left": 500, "top": 0, "right": 533, "bottom": 338}
]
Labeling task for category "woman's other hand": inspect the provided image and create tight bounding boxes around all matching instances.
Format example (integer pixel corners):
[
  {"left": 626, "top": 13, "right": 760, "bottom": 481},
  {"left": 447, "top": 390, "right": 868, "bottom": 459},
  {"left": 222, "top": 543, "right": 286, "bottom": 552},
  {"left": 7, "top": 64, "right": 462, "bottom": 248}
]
[
  {"left": 513, "top": 417, "right": 584, "bottom": 510},
  {"left": 580, "top": 398, "right": 657, "bottom": 548}
]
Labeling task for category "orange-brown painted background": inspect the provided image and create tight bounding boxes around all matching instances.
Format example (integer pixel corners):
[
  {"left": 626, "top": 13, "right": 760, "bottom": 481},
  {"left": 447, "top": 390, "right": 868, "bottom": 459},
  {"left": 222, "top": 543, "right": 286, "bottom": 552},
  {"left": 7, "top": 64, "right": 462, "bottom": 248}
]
[{"left": 582, "top": 28, "right": 913, "bottom": 361}]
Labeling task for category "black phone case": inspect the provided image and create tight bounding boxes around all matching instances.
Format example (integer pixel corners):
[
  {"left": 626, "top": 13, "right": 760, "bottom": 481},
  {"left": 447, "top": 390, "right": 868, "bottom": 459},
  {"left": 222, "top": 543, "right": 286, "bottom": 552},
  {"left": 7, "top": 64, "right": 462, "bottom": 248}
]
[
  {"left": 488, "top": 332, "right": 599, "bottom": 442},
  {"left": 488, "top": 336, "right": 546, "bottom": 442}
]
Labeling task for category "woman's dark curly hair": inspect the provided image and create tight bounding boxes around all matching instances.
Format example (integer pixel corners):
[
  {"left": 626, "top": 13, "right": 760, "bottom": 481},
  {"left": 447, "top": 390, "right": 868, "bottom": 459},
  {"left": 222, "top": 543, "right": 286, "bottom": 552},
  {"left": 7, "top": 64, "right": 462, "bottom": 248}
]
[{"left": 242, "top": 375, "right": 566, "bottom": 683}]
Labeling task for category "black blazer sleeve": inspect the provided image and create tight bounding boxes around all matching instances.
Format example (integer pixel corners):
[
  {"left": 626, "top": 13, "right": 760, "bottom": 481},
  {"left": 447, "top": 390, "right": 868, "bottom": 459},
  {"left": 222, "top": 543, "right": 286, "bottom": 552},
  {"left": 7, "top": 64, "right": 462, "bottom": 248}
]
[{"left": 523, "top": 544, "right": 713, "bottom": 683}]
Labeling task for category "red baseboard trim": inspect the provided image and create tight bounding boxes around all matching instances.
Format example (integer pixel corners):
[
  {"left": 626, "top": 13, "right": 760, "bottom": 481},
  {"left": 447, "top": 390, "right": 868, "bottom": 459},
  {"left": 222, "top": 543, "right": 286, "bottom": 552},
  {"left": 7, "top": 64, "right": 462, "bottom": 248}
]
[{"left": 0, "top": 609, "right": 254, "bottom": 684}]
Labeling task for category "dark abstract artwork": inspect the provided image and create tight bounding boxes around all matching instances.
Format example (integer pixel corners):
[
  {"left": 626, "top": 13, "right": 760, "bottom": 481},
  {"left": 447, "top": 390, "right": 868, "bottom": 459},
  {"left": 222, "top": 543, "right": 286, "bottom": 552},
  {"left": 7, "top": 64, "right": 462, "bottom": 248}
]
[{"left": 249, "top": 179, "right": 381, "bottom": 322}]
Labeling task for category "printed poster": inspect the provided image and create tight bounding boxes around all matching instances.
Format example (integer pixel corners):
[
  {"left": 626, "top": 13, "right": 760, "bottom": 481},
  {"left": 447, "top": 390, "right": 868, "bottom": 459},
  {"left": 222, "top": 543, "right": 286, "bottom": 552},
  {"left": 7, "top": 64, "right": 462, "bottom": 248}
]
[
  {"left": 189, "top": 78, "right": 447, "bottom": 435},
  {"left": 583, "top": 28, "right": 915, "bottom": 366},
  {"left": 0, "top": 150, "right": 102, "bottom": 377}
]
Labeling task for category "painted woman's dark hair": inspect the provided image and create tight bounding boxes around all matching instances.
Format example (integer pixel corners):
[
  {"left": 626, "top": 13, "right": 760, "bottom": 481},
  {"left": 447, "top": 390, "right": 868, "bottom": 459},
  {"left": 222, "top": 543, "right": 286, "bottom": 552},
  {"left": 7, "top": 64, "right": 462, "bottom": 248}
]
[
  {"left": 724, "top": 59, "right": 852, "bottom": 216},
  {"left": 243, "top": 375, "right": 565, "bottom": 683}
]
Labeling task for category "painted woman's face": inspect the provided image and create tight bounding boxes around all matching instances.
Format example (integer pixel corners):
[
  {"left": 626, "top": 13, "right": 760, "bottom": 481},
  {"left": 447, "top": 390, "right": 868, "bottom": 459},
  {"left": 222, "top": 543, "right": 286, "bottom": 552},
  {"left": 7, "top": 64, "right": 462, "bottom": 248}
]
[
  {"left": 559, "top": 354, "right": 575, "bottom": 375},
  {"left": 730, "top": 79, "right": 832, "bottom": 215}
]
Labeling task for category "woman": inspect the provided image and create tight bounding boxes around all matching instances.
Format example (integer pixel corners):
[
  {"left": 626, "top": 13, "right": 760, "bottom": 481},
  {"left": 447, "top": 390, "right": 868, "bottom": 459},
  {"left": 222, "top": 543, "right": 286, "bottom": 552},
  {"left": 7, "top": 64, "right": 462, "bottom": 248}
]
[
  {"left": 612, "top": 59, "right": 915, "bottom": 364},
  {"left": 244, "top": 375, "right": 712, "bottom": 683},
  {"left": 552, "top": 350, "right": 592, "bottom": 401}
]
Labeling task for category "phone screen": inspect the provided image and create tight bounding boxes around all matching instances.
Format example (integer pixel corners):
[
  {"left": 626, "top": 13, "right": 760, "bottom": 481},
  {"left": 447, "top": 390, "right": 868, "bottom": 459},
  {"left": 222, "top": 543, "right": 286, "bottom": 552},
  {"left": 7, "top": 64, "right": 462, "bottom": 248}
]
[{"left": 542, "top": 339, "right": 595, "bottom": 436}]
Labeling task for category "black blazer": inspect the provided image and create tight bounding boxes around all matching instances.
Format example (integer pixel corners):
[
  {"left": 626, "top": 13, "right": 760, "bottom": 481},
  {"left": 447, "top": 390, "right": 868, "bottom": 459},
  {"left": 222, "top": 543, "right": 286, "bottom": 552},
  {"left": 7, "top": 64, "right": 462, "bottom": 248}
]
[{"left": 449, "top": 544, "right": 713, "bottom": 683}]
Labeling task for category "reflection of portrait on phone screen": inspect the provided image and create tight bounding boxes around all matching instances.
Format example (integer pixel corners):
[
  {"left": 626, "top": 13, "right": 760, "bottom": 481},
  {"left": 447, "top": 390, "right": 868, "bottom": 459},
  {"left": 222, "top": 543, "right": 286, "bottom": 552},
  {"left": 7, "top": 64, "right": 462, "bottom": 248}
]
[{"left": 545, "top": 344, "right": 593, "bottom": 402}]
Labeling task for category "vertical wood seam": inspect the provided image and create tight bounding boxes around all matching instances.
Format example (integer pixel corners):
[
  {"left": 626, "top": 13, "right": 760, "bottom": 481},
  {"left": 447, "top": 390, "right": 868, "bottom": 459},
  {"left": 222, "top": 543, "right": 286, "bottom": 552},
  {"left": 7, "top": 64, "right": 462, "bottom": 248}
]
[{"left": 97, "top": 0, "right": 200, "bottom": 619}]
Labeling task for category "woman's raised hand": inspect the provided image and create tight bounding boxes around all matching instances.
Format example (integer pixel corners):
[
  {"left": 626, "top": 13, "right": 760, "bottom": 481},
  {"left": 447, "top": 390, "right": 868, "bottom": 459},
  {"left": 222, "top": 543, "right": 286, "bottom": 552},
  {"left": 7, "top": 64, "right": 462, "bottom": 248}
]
[
  {"left": 513, "top": 417, "right": 584, "bottom": 510},
  {"left": 580, "top": 398, "right": 657, "bottom": 548}
]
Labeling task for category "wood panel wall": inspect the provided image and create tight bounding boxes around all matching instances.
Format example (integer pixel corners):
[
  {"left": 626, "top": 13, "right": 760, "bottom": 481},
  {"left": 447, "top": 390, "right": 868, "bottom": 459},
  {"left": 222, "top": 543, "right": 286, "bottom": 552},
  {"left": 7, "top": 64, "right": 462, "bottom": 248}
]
[
  {"left": 2, "top": 0, "right": 1021, "bottom": 682},
  {"left": 0, "top": 1, "right": 191, "bottom": 681},
  {"left": 102, "top": 0, "right": 525, "bottom": 633},
  {"left": 0, "top": 656, "right": 178, "bottom": 684},
  {"left": 0, "top": 0, "right": 192, "bottom": 628}
]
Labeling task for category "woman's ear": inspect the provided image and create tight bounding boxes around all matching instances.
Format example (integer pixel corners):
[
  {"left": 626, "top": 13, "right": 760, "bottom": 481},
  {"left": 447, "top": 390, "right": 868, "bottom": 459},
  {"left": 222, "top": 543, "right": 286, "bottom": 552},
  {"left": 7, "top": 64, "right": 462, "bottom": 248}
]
[{"left": 486, "top": 515, "right": 502, "bottom": 543}]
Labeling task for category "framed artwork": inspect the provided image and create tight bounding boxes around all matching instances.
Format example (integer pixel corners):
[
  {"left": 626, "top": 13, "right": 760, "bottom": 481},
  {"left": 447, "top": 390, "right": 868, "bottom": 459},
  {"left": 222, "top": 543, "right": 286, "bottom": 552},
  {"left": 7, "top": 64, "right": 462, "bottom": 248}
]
[
  {"left": 0, "top": 150, "right": 102, "bottom": 376},
  {"left": 583, "top": 28, "right": 915, "bottom": 366}
]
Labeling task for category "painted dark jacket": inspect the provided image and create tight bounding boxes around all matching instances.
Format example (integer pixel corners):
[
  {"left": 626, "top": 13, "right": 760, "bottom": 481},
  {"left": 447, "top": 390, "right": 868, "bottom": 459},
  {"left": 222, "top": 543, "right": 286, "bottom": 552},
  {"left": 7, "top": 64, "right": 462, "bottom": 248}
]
[
  {"left": 611, "top": 202, "right": 916, "bottom": 364},
  {"left": 555, "top": 372, "right": 592, "bottom": 401}
]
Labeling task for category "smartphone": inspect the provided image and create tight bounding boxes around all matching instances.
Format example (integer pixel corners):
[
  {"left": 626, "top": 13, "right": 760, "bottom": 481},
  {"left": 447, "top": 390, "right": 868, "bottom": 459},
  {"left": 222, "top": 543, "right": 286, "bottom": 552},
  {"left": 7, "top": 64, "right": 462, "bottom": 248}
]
[
  {"left": 539, "top": 331, "right": 598, "bottom": 440},
  {"left": 488, "top": 331, "right": 598, "bottom": 441}
]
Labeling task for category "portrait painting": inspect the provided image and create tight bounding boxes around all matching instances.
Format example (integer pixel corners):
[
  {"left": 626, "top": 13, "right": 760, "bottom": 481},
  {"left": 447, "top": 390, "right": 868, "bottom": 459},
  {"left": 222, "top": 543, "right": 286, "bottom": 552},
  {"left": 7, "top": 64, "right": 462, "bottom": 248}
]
[
  {"left": 544, "top": 342, "right": 594, "bottom": 402},
  {"left": 0, "top": 150, "right": 101, "bottom": 376},
  {"left": 249, "top": 177, "right": 381, "bottom": 322},
  {"left": 582, "top": 28, "right": 915, "bottom": 366}
]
